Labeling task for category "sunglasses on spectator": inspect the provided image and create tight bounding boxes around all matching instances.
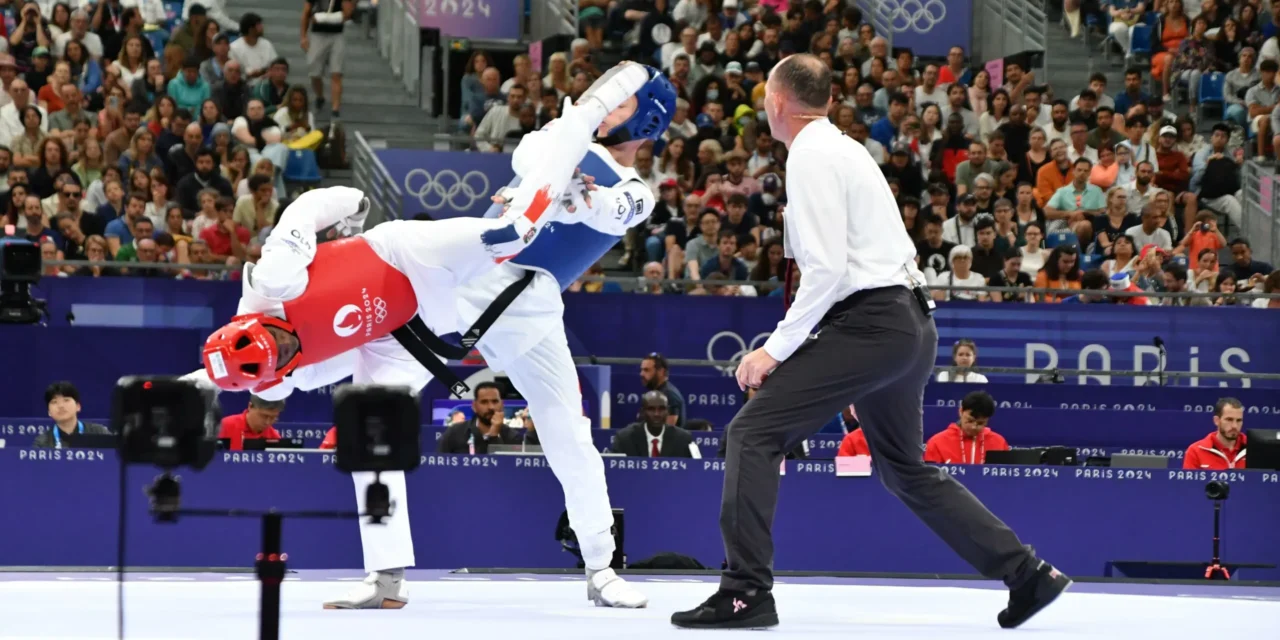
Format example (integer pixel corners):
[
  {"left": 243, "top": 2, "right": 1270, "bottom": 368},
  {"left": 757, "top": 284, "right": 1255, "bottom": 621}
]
[{"left": 63, "top": 190, "right": 82, "bottom": 198}]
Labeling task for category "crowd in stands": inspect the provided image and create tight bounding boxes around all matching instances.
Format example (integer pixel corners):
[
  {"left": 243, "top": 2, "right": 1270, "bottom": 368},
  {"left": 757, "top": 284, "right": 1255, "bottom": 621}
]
[
  {"left": 0, "top": 0, "right": 345, "bottom": 279},
  {"left": 457, "top": 0, "right": 1280, "bottom": 306}
]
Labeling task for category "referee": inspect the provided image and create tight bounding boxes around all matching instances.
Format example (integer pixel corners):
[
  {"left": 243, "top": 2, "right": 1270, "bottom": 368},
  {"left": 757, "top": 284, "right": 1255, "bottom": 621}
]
[{"left": 670, "top": 55, "right": 1071, "bottom": 630}]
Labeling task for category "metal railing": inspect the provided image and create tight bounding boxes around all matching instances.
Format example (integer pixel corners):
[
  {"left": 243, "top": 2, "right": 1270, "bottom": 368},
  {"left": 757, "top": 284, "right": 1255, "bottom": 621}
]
[
  {"left": 530, "top": 0, "right": 578, "bottom": 41},
  {"left": 378, "top": 0, "right": 421, "bottom": 98},
  {"left": 1241, "top": 159, "right": 1280, "bottom": 267},
  {"left": 351, "top": 130, "right": 405, "bottom": 225},
  {"left": 973, "top": 0, "right": 1047, "bottom": 73},
  {"left": 855, "top": 0, "right": 892, "bottom": 49}
]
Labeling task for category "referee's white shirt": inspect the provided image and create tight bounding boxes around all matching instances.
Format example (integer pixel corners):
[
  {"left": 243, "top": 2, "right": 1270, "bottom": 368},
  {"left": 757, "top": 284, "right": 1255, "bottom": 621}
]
[{"left": 762, "top": 119, "right": 922, "bottom": 363}]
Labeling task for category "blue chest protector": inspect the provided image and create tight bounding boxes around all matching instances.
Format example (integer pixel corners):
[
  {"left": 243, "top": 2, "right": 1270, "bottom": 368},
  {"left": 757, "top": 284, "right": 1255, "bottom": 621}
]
[{"left": 486, "top": 148, "right": 634, "bottom": 291}]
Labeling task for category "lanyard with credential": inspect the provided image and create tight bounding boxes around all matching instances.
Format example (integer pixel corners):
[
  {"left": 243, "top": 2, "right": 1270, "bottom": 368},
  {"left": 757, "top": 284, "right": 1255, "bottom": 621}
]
[{"left": 52, "top": 421, "right": 85, "bottom": 449}]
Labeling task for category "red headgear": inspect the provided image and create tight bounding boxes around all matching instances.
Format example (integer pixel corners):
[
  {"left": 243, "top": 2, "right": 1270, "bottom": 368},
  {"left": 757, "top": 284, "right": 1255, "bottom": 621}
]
[{"left": 201, "top": 314, "right": 301, "bottom": 392}]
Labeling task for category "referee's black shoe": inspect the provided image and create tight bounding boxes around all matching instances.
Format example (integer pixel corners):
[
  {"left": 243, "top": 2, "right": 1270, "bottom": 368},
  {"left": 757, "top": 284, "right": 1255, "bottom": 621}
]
[
  {"left": 997, "top": 561, "right": 1072, "bottom": 629},
  {"left": 670, "top": 589, "right": 779, "bottom": 629}
]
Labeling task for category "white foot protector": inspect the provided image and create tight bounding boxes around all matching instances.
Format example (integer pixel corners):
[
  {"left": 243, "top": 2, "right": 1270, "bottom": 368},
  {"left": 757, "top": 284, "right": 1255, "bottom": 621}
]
[
  {"left": 322, "top": 571, "right": 409, "bottom": 610},
  {"left": 587, "top": 568, "right": 649, "bottom": 609}
]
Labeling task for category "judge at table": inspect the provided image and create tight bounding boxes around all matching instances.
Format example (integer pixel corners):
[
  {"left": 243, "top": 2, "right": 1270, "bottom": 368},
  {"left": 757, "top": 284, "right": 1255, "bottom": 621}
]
[{"left": 609, "top": 392, "right": 697, "bottom": 458}]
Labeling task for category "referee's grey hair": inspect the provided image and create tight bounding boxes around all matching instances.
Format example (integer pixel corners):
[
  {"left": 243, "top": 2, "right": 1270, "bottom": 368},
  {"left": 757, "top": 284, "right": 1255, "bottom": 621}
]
[{"left": 771, "top": 54, "right": 831, "bottom": 110}]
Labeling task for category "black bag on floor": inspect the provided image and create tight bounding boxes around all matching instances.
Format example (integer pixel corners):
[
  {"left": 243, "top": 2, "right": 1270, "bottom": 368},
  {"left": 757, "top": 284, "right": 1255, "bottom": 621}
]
[{"left": 319, "top": 121, "right": 348, "bottom": 169}]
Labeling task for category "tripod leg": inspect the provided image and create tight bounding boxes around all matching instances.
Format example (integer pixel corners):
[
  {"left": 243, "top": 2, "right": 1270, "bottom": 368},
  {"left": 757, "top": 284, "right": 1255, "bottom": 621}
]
[{"left": 258, "top": 512, "right": 286, "bottom": 640}]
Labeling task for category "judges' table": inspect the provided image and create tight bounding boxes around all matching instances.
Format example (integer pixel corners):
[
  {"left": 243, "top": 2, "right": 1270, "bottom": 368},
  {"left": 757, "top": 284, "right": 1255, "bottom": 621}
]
[{"left": 4, "top": 449, "right": 1278, "bottom": 579}]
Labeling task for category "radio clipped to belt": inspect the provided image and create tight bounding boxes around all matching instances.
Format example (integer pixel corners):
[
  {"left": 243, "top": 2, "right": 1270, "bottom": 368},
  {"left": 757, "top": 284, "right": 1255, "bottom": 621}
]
[{"left": 903, "top": 264, "right": 935, "bottom": 317}]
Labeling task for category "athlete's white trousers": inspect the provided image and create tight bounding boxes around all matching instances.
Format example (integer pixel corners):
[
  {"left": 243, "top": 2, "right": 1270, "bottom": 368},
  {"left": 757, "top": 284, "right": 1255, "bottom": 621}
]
[{"left": 479, "top": 323, "right": 617, "bottom": 570}]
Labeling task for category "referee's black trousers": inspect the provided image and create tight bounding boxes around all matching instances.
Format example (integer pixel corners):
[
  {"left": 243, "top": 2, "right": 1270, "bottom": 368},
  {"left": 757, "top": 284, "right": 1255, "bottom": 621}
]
[{"left": 719, "top": 286, "right": 1038, "bottom": 593}]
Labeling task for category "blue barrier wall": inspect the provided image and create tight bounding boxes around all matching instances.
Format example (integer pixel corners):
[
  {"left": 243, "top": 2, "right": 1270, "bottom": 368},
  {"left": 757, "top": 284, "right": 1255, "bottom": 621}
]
[{"left": 3, "top": 449, "right": 1278, "bottom": 578}]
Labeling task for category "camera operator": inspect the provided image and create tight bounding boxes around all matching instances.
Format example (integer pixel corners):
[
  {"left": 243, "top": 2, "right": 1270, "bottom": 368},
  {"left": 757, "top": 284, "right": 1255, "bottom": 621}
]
[
  {"left": 32, "top": 381, "right": 111, "bottom": 448},
  {"left": 1183, "top": 397, "right": 1247, "bottom": 470}
]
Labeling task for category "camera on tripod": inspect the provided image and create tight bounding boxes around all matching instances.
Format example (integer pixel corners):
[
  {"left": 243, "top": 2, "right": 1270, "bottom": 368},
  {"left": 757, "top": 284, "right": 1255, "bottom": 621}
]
[{"left": 0, "top": 236, "right": 47, "bottom": 324}]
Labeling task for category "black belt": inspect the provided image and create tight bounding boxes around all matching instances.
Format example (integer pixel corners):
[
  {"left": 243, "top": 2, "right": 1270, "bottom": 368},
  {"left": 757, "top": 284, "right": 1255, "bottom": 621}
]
[
  {"left": 389, "top": 270, "right": 536, "bottom": 398},
  {"left": 821, "top": 284, "right": 933, "bottom": 323}
]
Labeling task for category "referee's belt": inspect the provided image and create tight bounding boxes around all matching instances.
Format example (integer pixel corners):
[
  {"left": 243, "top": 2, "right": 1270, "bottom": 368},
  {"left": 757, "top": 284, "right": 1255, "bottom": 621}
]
[{"left": 389, "top": 270, "right": 535, "bottom": 398}]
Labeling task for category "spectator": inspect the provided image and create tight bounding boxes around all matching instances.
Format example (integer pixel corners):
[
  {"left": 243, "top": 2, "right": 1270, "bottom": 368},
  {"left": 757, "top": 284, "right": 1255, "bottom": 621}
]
[
  {"left": 251, "top": 58, "right": 290, "bottom": 118},
  {"left": 94, "top": 176, "right": 124, "bottom": 222},
  {"left": 167, "top": 56, "right": 211, "bottom": 113},
  {"left": 971, "top": 173, "right": 996, "bottom": 215},
  {"left": 1105, "top": 270, "right": 1151, "bottom": 305},
  {"left": 954, "top": 141, "right": 997, "bottom": 196},
  {"left": 609, "top": 391, "right": 696, "bottom": 458},
  {"left": 1182, "top": 398, "right": 1247, "bottom": 470},
  {"left": 32, "top": 381, "right": 111, "bottom": 448},
  {"left": 1125, "top": 203, "right": 1174, "bottom": 251},
  {"left": 1092, "top": 186, "right": 1140, "bottom": 256},
  {"left": 970, "top": 215, "right": 1004, "bottom": 280},
  {"left": 1176, "top": 211, "right": 1227, "bottom": 265},
  {"left": 914, "top": 63, "right": 946, "bottom": 110},
  {"left": 273, "top": 85, "right": 313, "bottom": 142},
  {"left": 1246, "top": 59, "right": 1280, "bottom": 154},
  {"left": 979, "top": 89, "right": 1010, "bottom": 143},
  {"left": 1189, "top": 246, "right": 1222, "bottom": 293},
  {"left": 699, "top": 229, "right": 748, "bottom": 282},
  {"left": 217, "top": 395, "right": 285, "bottom": 451},
  {"left": 167, "top": 122, "right": 203, "bottom": 183},
  {"left": 19, "top": 193, "right": 58, "bottom": 246},
  {"left": 937, "top": 339, "right": 990, "bottom": 383},
  {"left": 1035, "top": 244, "right": 1083, "bottom": 302},
  {"left": 198, "top": 195, "right": 248, "bottom": 262},
  {"left": 719, "top": 149, "right": 758, "bottom": 197},
  {"left": 474, "top": 82, "right": 525, "bottom": 151},
  {"left": 683, "top": 207, "right": 721, "bottom": 279},
  {"left": 1190, "top": 124, "right": 1243, "bottom": 230},
  {"left": 923, "top": 390, "right": 1009, "bottom": 464},
  {"left": 990, "top": 248, "right": 1033, "bottom": 303},
  {"left": 1226, "top": 237, "right": 1274, "bottom": 285},
  {"left": 230, "top": 13, "right": 279, "bottom": 81},
  {"left": 1090, "top": 144, "right": 1121, "bottom": 190},
  {"left": 1211, "top": 272, "right": 1246, "bottom": 306},
  {"left": 104, "top": 189, "right": 147, "bottom": 256},
  {"left": 1066, "top": 120, "right": 1098, "bottom": 165},
  {"left": 1120, "top": 115, "right": 1159, "bottom": 168},
  {"left": 1224, "top": 47, "right": 1259, "bottom": 128},
  {"left": 916, "top": 213, "right": 956, "bottom": 277},
  {"left": 1123, "top": 159, "right": 1164, "bottom": 216},
  {"left": 48, "top": 84, "right": 90, "bottom": 145},
  {"left": 869, "top": 91, "right": 907, "bottom": 149},
  {"left": 302, "top": 0, "right": 353, "bottom": 118},
  {"left": 1033, "top": 139, "right": 1070, "bottom": 208},
  {"left": 74, "top": 234, "right": 118, "bottom": 277},
  {"left": 640, "top": 352, "right": 684, "bottom": 427},
  {"left": 30, "top": 137, "right": 71, "bottom": 200},
  {"left": 199, "top": 32, "right": 232, "bottom": 88},
  {"left": 232, "top": 174, "right": 277, "bottom": 236},
  {"left": 436, "top": 382, "right": 519, "bottom": 454},
  {"left": 1153, "top": 125, "right": 1198, "bottom": 229},
  {"left": 1060, "top": 268, "right": 1112, "bottom": 303},
  {"left": 1252, "top": 271, "right": 1280, "bottom": 308},
  {"left": 212, "top": 59, "right": 249, "bottom": 122},
  {"left": 176, "top": 148, "right": 233, "bottom": 215},
  {"left": 1132, "top": 243, "right": 1168, "bottom": 294},
  {"left": 931, "top": 244, "right": 988, "bottom": 302},
  {"left": 10, "top": 105, "right": 46, "bottom": 169},
  {"left": 119, "top": 127, "right": 163, "bottom": 177},
  {"left": 103, "top": 104, "right": 141, "bottom": 166},
  {"left": 1102, "top": 233, "right": 1138, "bottom": 276}
]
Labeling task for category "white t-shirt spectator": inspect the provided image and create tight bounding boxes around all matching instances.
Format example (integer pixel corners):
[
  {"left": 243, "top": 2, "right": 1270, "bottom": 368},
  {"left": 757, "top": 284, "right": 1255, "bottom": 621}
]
[
  {"left": 273, "top": 108, "right": 314, "bottom": 136},
  {"left": 1067, "top": 145, "right": 1099, "bottom": 165},
  {"left": 936, "top": 370, "right": 990, "bottom": 383},
  {"left": 229, "top": 37, "right": 280, "bottom": 78},
  {"left": 0, "top": 100, "right": 48, "bottom": 147},
  {"left": 914, "top": 86, "right": 947, "bottom": 111},
  {"left": 54, "top": 32, "right": 104, "bottom": 59},
  {"left": 942, "top": 215, "right": 977, "bottom": 246},
  {"left": 672, "top": 0, "right": 708, "bottom": 29},
  {"left": 1125, "top": 225, "right": 1173, "bottom": 251},
  {"left": 930, "top": 270, "right": 987, "bottom": 300},
  {"left": 474, "top": 105, "right": 522, "bottom": 147}
]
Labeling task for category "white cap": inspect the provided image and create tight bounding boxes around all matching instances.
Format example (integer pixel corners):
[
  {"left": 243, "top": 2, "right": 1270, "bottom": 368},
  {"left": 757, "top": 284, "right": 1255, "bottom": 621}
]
[
  {"left": 725, "top": 61, "right": 743, "bottom": 75},
  {"left": 723, "top": 0, "right": 739, "bottom": 7},
  {"left": 1159, "top": 125, "right": 1177, "bottom": 137}
]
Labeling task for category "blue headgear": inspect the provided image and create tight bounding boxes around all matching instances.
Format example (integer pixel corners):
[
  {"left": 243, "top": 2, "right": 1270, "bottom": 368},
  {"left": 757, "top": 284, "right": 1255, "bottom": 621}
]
[{"left": 596, "top": 65, "right": 677, "bottom": 147}]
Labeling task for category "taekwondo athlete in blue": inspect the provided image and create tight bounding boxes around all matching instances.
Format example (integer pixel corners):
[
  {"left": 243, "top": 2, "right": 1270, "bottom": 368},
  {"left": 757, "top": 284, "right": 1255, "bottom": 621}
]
[
  {"left": 456, "top": 65, "right": 677, "bottom": 608},
  {"left": 321, "top": 62, "right": 663, "bottom": 611}
]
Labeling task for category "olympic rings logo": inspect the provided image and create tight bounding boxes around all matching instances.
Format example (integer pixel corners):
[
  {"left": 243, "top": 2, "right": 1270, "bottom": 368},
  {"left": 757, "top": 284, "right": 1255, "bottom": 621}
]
[
  {"left": 875, "top": 0, "right": 947, "bottom": 34},
  {"left": 404, "top": 169, "right": 491, "bottom": 211},
  {"left": 706, "top": 330, "right": 773, "bottom": 376},
  {"left": 372, "top": 297, "right": 388, "bottom": 324}
]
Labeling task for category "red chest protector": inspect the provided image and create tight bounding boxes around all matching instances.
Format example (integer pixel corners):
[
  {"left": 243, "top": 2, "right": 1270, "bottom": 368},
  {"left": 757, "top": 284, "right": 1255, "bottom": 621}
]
[{"left": 281, "top": 237, "right": 419, "bottom": 369}]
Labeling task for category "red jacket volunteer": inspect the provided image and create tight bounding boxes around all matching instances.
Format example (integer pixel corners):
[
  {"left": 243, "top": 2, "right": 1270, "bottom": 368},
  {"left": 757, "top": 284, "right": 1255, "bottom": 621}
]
[
  {"left": 217, "top": 411, "right": 283, "bottom": 451},
  {"left": 1182, "top": 432, "right": 1247, "bottom": 470},
  {"left": 924, "top": 423, "right": 1010, "bottom": 464},
  {"left": 837, "top": 429, "right": 870, "bottom": 457}
]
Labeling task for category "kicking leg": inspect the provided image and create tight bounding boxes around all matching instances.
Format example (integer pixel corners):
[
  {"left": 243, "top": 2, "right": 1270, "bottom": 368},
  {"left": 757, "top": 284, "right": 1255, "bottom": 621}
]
[{"left": 489, "top": 327, "right": 647, "bottom": 607}]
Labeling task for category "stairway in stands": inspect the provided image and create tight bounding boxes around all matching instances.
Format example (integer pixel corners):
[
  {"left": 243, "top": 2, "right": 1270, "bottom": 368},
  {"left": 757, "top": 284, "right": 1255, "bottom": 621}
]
[
  {"left": 1042, "top": 8, "right": 1128, "bottom": 101},
  {"left": 222, "top": 0, "right": 437, "bottom": 187}
]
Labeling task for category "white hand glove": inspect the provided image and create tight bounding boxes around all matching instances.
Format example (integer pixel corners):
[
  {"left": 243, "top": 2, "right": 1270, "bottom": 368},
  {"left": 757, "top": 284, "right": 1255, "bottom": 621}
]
[
  {"left": 578, "top": 62, "right": 649, "bottom": 114},
  {"left": 559, "top": 171, "right": 595, "bottom": 215},
  {"left": 334, "top": 197, "right": 371, "bottom": 237}
]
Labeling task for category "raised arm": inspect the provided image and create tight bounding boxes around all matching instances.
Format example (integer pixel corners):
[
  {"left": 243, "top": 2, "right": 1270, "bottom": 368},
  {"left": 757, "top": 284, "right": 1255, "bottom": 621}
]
[{"left": 247, "top": 186, "right": 368, "bottom": 300}]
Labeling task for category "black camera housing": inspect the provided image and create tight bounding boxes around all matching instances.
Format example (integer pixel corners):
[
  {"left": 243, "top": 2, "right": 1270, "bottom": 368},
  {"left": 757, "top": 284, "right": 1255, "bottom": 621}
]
[
  {"left": 332, "top": 384, "right": 421, "bottom": 474},
  {"left": 1205, "top": 480, "right": 1230, "bottom": 501},
  {"left": 113, "top": 376, "right": 219, "bottom": 470}
]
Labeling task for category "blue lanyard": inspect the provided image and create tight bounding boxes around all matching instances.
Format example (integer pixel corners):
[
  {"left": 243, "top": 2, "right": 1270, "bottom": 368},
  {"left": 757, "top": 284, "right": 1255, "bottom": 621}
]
[{"left": 52, "top": 421, "right": 84, "bottom": 449}]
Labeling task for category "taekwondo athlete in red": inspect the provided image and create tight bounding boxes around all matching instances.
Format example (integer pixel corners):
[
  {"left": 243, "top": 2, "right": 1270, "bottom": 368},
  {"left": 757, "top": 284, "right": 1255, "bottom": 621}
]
[
  {"left": 320, "top": 61, "right": 661, "bottom": 612},
  {"left": 183, "top": 182, "right": 564, "bottom": 609}
]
